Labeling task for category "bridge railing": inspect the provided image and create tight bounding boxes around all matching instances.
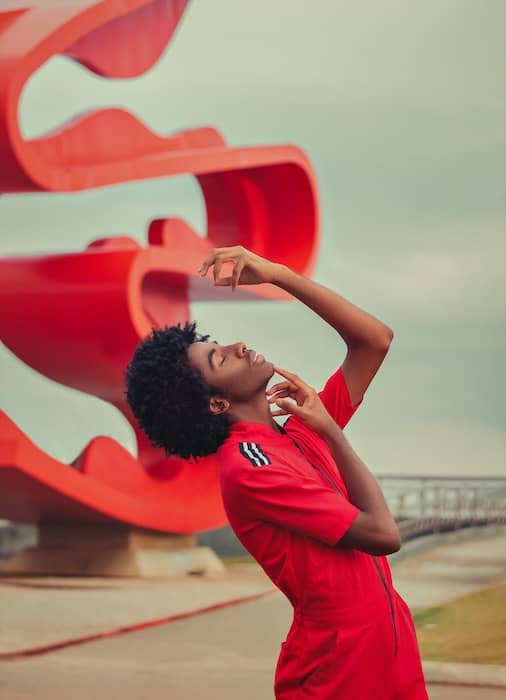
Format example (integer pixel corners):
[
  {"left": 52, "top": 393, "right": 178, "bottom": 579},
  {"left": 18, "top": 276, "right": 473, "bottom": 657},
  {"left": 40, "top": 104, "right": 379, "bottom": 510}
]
[{"left": 376, "top": 476, "right": 506, "bottom": 541}]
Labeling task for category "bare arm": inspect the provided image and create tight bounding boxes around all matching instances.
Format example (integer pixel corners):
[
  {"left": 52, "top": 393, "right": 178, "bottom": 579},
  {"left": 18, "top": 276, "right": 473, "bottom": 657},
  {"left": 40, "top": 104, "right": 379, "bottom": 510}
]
[
  {"left": 319, "top": 422, "right": 400, "bottom": 555},
  {"left": 271, "top": 266, "right": 393, "bottom": 407},
  {"left": 268, "top": 268, "right": 397, "bottom": 551},
  {"left": 269, "top": 366, "right": 400, "bottom": 556},
  {"left": 198, "top": 247, "right": 393, "bottom": 407},
  {"left": 272, "top": 265, "right": 392, "bottom": 348}
]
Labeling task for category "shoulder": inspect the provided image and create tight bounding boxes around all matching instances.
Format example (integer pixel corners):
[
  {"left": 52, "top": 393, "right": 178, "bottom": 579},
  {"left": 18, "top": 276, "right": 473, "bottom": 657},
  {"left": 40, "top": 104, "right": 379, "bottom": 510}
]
[
  {"left": 218, "top": 434, "right": 290, "bottom": 473},
  {"left": 217, "top": 434, "right": 300, "bottom": 487}
]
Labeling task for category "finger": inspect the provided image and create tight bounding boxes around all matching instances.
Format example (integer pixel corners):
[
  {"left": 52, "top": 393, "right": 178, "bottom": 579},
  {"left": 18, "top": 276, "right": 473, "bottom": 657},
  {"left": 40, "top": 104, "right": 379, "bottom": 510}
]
[
  {"left": 198, "top": 253, "right": 216, "bottom": 276},
  {"left": 231, "top": 259, "right": 246, "bottom": 291},
  {"left": 267, "top": 390, "right": 292, "bottom": 402},
  {"left": 267, "top": 390, "right": 291, "bottom": 403},
  {"left": 266, "top": 381, "right": 292, "bottom": 396},
  {"left": 274, "top": 398, "right": 301, "bottom": 415},
  {"left": 273, "top": 366, "right": 304, "bottom": 386},
  {"left": 273, "top": 365, "right": 297, "bottom": 379},
  {"left": 269, "top": 409, "right": 288, "bottom": 417},
  {"left": 214, "top": 276, "right": 233, "bottom": 286},
  {"left": 212, "top": 246, "right": 241, "bottom": 256},
  {"left": 199, "top": 248, "right": 238, "bottom": 276},
  {"left": 213, "top": 259, "right": 224, "bottom": 285}
]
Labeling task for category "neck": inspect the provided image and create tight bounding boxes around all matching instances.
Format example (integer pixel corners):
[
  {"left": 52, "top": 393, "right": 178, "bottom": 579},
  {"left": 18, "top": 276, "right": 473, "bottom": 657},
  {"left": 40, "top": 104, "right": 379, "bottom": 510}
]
[{"left": 227, "top": 396, "right": 281, "bottom": 433}]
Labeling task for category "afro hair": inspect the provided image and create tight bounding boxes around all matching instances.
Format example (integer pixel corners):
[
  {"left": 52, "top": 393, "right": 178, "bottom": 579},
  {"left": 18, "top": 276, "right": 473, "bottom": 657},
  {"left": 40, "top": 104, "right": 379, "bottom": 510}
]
[{"left": 124, "top": 322, "right": 230, "bottom": 459}]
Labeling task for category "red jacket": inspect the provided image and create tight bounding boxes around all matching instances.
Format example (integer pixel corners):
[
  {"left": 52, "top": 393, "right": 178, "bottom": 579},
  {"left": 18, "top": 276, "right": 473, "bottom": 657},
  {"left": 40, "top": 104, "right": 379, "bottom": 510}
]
[{"left": 217, "top": 367, "right": 428, "bottom": 699}]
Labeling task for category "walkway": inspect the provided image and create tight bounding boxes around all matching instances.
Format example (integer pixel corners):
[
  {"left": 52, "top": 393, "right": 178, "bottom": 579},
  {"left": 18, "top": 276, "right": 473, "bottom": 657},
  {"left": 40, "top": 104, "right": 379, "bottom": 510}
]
[{"left": 1, "top": 528, "right": 505, "bottom": 699}]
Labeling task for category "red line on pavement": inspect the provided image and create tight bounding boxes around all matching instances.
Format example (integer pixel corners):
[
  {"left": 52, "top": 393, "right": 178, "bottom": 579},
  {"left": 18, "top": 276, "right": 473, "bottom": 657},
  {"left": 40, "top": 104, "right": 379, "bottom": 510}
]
[{"left": 0, "top": 588, "right": 277, "bottom": 661}]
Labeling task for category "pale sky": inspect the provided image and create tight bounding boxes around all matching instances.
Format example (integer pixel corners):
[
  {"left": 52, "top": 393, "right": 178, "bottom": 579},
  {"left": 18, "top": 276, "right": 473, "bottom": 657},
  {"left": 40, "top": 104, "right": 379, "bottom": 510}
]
[{"left": 1, "top": 0, "right": 505, "bottom": 478}]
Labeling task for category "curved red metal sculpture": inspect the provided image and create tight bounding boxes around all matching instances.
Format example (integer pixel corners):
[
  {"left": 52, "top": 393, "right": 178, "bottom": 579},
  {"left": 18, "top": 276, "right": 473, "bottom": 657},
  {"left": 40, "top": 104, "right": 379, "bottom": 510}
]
[{"left": 0, "top": 0, "right": 319, "bottom": 533}]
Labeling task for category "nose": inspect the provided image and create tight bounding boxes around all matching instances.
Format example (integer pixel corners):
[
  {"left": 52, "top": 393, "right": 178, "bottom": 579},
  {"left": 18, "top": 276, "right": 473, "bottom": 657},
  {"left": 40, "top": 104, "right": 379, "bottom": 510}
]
[{"left": 233, "top": 342, "right": 247, "bottom": 358}]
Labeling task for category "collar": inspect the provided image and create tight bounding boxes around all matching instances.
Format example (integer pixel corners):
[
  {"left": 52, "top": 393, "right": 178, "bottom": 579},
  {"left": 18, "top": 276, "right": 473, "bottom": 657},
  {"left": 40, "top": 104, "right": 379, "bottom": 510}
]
[{"left": 229, "top": 420, "right": 288, "bottom": 441}]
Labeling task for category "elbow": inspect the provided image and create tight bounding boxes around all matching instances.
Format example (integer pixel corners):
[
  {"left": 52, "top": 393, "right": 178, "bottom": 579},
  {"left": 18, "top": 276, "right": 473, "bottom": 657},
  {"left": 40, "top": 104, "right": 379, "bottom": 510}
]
[
  {"left": 339, "top": 517, "right": 402, "bottom": 556},
  {"left": 382, "top": 540, "right": 401, "bottom": 556},
  {"left": 369, "top": 522, "right": 401, "bottom": 556},
  {"left": 368, "top": 328, "right": 394, "bottom": 355},
  {"left": 381, "top": 327, "right": 394, "bottom": 350},
  {"left": 379, "top": 525, "right": 401, "bottom": 555}
]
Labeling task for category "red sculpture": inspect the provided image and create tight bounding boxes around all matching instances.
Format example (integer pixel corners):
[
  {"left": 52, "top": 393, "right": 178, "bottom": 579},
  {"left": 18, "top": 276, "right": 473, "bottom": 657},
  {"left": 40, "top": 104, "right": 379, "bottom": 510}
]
[{"left": 0, "top": 0, "right": 318, "bottom": 533}]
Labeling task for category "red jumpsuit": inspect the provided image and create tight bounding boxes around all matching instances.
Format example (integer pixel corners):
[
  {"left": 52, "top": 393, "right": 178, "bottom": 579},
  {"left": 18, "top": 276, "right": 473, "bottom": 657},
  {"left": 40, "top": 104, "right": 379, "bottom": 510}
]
[{"left": 217, "top": 367, "right": 428, "bottom": 699}]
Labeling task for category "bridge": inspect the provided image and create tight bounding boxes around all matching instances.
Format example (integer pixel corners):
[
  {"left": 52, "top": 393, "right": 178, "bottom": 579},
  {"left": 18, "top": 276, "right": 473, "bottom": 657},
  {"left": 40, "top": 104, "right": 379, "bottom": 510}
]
[{"left": 377, "top": 475, "right": 506, "bottom": 541}]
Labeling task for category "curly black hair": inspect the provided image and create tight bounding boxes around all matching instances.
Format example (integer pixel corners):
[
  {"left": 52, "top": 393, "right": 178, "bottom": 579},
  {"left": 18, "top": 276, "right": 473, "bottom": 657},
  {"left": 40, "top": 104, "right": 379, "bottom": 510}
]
[{"left": 124, "top": 322, "right": 230, "bottom": 459}]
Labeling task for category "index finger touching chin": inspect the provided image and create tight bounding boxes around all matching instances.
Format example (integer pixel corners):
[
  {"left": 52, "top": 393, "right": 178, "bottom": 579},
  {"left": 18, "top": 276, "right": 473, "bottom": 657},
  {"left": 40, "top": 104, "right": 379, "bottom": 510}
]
[
  {"left": 273, "top": 366, "right": 309, "bottom": 389},
  {"left": 273, "top": 365, "right": 297, "bottom": 380}
]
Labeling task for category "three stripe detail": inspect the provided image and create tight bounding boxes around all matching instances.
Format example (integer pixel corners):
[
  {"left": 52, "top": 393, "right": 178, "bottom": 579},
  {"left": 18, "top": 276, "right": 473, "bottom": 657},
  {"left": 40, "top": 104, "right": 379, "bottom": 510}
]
[{"left": 239, "top": 442, "right": 271, "bottom": 467}]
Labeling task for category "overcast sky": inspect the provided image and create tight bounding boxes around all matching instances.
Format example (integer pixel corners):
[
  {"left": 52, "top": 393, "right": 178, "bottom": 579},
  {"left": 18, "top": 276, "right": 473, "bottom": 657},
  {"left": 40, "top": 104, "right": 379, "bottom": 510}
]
[{"left": 1, "top": 0, "right": 505, "bottom": 477}]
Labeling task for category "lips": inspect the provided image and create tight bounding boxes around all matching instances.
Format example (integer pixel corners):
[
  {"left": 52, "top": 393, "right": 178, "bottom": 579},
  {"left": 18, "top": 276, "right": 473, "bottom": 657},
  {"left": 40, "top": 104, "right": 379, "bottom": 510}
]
[{"left": 247, "top": 349, "right": 265, "bottom": 365}]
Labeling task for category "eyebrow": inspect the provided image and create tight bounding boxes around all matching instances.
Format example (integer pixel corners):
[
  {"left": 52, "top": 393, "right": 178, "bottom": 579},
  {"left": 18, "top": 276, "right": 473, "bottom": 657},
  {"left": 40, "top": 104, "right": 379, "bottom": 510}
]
[{"left": 207, "top": 348, "right": 216, "bottom": 370}]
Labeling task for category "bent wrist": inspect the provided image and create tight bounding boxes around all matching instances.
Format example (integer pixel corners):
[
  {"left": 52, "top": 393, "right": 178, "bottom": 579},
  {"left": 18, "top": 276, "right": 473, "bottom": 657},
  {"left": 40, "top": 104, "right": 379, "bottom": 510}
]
[{"left": 270, "top": 263, "right": 295, "bottom": 286}]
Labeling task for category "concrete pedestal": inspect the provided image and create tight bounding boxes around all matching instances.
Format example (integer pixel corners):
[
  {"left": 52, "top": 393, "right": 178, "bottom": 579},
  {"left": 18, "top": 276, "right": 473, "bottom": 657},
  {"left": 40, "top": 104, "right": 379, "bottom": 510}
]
[{"left": 0, "top": 524, "right": 225, "bottom": 578}]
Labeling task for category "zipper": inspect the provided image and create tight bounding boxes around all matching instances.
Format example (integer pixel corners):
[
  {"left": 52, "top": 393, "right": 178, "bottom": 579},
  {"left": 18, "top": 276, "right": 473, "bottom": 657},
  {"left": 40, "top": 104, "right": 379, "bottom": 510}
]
[
  {"left": 372, "top": 557, "right": 399, "bottom": 656},
  {"left": 292, "top": 437, "right": 399, "bottom": 657},
  {"left": 292, "top": 439, "right": 344, "bottom": 493},
  {"left": 312, "top": 462, "right": 345, "bottom": 496}
]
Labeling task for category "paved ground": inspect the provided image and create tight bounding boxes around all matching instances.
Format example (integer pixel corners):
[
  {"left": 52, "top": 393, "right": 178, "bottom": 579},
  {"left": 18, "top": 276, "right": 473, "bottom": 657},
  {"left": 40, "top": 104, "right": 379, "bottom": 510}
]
[
  {"left": 0, "top": 529, "right": 505, "bottom": 699},
  {"left": 0, "top": 594, "right": 504, "bottom": 699},
  {"left": 0, "top": 568, "right": 274, "bottom": 654},
  {"left": 392, "top": 528, "right": 506, "bottom": 609}
]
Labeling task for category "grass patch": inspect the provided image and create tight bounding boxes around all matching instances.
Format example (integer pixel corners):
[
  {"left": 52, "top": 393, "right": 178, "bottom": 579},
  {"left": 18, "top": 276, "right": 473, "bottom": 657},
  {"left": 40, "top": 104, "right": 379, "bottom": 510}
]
[
  {"left": 220, "top": 554, "right": 255, "bottom": 565},
  {"left": 413, "top": 584, "right": 506, "bottom": 664}
]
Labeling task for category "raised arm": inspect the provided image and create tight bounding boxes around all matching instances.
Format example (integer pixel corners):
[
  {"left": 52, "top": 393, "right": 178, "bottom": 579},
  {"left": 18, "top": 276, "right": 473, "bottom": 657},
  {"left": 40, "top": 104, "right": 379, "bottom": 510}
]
[
  {"left": 271, "top": 265, "right": 393, "bottom": 407},
  {"left": 198, "top": 246, "right": 393, "bottom": 407}
]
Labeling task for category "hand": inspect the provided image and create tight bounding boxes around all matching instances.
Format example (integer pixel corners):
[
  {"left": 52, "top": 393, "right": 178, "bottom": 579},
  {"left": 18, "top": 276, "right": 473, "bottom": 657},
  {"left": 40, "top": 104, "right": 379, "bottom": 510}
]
[
  {"left": 267, "top": 366, "right": 337, "bottom": 437},
  {"left": 198, "top": 246, "right": 282, "bottom": 291}
]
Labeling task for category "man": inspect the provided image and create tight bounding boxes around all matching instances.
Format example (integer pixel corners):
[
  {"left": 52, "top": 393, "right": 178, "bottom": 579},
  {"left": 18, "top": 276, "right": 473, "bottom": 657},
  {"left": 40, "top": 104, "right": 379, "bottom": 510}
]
[{"left": 125, "top": 246, "right": 428, "bottom": 699}]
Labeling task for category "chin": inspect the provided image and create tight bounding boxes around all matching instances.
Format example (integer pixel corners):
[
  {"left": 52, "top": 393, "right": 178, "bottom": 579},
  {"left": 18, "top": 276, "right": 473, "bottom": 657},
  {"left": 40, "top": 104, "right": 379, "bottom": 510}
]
[{"left": 265, "top": 361, "right": 275, "bottom": 380}]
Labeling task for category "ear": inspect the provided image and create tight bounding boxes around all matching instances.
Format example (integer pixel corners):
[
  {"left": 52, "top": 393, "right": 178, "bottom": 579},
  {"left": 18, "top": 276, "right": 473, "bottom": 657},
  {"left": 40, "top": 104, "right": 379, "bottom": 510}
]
[{"left": 209, "top": 396, "right": 230, "bottom": 415}]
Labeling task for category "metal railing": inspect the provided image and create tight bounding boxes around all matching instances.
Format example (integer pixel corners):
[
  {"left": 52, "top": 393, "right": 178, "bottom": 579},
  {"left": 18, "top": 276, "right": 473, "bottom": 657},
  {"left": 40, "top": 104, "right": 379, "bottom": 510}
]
[{"left": 377, "top": 476, "right": 506, "bottom": 542}]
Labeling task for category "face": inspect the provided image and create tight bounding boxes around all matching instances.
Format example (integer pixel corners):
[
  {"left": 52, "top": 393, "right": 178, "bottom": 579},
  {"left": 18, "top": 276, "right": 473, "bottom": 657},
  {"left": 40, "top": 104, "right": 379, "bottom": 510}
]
[{"left": 187, "top": 340, "right": 274, "bottom": 406}]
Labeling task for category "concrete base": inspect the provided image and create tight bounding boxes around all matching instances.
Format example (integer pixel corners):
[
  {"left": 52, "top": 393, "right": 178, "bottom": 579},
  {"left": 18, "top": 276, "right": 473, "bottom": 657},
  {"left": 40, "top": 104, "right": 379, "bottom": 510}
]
[{"left": 0, "top": 524, "right": 226, "bottom": 579}]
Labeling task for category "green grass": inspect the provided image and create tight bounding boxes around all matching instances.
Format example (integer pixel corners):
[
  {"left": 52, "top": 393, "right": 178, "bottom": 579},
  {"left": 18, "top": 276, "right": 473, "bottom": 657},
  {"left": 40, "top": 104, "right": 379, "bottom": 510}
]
[
  {"left": 413, "top": 584, "right": 506, "bottom": 664},
  {"left": 220, "top": 554, "right": 255, "bottom": 565}
]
